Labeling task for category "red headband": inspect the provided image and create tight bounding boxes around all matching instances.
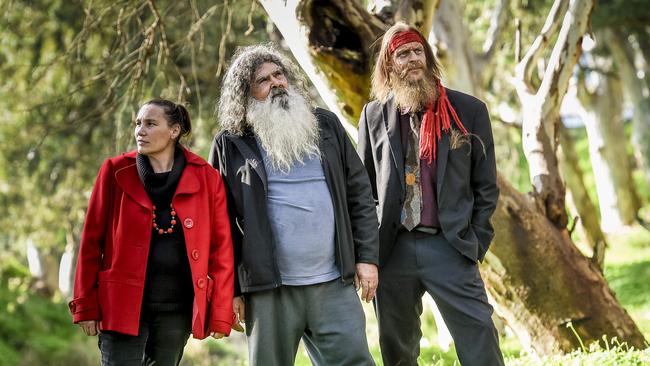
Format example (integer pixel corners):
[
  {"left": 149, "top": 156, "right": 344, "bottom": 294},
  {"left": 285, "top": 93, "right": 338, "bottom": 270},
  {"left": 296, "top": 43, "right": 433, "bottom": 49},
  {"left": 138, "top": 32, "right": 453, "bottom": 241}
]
[{"left": 388, "top": 30, "right": 425, "bottom": 54}]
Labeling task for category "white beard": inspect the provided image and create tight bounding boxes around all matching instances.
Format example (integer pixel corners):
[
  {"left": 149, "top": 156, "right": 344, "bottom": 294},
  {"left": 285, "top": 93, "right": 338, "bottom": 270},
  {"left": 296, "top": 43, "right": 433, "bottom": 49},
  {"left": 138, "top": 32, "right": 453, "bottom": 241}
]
[{"left": 246, "top": 87, "right": 320, "bottom": 173}]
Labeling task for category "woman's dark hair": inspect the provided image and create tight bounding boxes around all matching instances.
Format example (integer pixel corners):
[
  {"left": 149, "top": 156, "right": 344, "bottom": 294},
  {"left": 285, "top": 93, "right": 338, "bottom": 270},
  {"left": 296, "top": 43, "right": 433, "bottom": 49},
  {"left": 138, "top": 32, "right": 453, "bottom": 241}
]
[{"left": 143, "top": 98, "right": 192, "bottom": 143}]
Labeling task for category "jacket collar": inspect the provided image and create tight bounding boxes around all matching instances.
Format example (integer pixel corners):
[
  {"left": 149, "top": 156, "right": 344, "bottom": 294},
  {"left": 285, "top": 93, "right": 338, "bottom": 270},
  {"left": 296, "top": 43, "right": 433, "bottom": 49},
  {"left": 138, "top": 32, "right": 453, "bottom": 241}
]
[
  {"left": 223, "top": 134, "right": 268, "bottom": 191},
  {"left": 116, "top": 147, "right": 201, "bottom": 208},
  {"left": 382, "top": 96, "right": 405, "bottom": 191},
  {"left": 436, "top": 90, "right": 453, "bottom": 197}
]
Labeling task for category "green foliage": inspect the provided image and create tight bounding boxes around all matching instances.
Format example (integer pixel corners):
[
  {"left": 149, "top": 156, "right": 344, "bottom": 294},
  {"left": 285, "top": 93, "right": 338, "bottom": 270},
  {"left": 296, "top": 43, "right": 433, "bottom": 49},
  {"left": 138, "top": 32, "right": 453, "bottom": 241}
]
[
  {"left": 0, "top": 257, "right": 98, "bottom": 366},
  {"left": 592, "top": 0, "right": 650, "bottom": 30},
  {"left": 0, "top": 0, "right": 269, "bottom": 254}
]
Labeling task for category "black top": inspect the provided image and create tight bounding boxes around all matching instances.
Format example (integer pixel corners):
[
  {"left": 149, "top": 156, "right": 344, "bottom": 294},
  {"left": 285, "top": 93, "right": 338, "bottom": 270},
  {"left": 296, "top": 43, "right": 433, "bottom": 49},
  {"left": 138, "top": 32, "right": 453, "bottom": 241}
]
[{"left": 137, "top": 148, "right": 193, "bottom": 312}]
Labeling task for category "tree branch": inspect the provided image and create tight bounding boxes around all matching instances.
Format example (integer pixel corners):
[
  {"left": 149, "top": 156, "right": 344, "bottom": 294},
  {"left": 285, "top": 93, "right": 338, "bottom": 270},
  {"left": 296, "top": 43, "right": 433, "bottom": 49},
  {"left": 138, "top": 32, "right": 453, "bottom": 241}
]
[
  {"left": 482, "top": 0, "right": 510, "bottom": 61},
  {"left": 393, "top": 0, "right": 439, "bottom": 36},
  {"left": 515, "top": 0, "right": 568, "bottom": 92},
  {"left": 538, "top": 0, "right": 594, "bottom": 114}
]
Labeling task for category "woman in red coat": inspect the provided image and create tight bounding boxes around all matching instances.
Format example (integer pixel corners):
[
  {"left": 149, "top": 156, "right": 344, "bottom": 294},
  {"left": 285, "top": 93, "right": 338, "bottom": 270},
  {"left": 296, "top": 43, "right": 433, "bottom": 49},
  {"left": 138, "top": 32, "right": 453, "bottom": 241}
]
[{"left": 69, "top": 99, "right": 234, "bottom": 366}]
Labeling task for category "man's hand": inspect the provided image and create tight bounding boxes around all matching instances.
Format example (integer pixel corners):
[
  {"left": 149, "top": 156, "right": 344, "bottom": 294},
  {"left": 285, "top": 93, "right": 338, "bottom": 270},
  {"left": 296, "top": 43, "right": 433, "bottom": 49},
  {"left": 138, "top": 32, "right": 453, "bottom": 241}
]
[
  {"left": 232, "top": 296, "right": 245, "bottom": 332},
  {"left": 78, "top": 320, "right": 100, "bottom": 336},
  {"left": 354, "top": 263, "right": 378, "bottom": 302}
]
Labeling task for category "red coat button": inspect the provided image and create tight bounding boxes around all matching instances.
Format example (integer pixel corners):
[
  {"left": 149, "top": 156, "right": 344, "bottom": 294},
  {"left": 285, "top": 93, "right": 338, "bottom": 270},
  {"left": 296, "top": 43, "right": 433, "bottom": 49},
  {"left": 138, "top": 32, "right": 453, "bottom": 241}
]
[
  {"left": 184, "top": 218, "right": 194, "bottom": 229},
  {"left": 191, "top": 249, "right": 199, "bottom": 260},
  {"left": 197, "top": 278, "right": 205, "bottom": 289}
]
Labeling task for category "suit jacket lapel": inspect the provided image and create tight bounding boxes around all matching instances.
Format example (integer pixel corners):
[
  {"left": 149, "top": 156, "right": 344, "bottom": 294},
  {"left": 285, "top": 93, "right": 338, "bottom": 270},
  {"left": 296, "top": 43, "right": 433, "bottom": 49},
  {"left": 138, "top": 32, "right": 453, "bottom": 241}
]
[
  {"left": 436, "top": 131, "right": 450, "bottom": 199},
  {"left": 383, "top": 97, "right": 405, "bottom": 191},
  {"left": 229, "top": 135, "right": 268, "bottom": 191},
  {"left": 436, "top": 88, "right": 455, "bottom": 198}
]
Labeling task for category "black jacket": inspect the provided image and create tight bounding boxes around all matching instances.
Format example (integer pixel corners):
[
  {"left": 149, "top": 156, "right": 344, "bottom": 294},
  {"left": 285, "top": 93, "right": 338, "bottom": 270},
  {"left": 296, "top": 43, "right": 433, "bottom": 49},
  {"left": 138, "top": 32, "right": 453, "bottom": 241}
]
[
  {"left": 357, "top": 89, "right": 499, "bottom": 264},
  {"left": 209, "top": 107, "right": 379, "bottom": 295}
]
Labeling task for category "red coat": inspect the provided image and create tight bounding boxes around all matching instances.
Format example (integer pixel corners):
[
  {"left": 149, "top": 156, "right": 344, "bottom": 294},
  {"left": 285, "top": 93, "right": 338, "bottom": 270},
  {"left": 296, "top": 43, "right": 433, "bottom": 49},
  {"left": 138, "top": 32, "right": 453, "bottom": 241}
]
[{"left": 69, "top": 148, "right": 235, "bottom": 339}]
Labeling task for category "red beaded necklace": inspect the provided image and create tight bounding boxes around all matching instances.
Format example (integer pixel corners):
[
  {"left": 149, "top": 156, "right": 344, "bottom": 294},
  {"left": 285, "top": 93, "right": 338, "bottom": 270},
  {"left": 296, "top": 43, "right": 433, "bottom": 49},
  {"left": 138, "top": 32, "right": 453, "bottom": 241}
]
[{"left": 152, "top": 204, "right": 177, "bottom": 235}]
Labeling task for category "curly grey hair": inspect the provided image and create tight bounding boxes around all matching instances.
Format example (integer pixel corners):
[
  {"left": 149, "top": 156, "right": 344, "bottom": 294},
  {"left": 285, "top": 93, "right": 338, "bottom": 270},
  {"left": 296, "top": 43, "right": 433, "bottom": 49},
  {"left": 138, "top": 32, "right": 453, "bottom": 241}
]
[{"left": 217, "top": 44, "right": 310, "bottom": 135}]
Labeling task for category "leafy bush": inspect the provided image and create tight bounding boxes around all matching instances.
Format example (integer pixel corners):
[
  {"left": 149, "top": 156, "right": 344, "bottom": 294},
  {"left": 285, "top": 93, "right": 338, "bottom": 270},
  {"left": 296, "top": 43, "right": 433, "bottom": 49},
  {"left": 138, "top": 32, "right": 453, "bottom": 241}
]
[{"left": 0, "top": 257, "right": 98, "bottom": 366}]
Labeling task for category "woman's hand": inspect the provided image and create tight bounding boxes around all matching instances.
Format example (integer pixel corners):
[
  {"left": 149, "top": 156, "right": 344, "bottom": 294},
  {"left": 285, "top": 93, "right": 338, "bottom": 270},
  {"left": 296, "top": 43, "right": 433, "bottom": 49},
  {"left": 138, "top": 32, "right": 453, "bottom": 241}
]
[
  {"left": 78, "top": 320, "right": 100, "bottom": 336},
  {"left": 210, "top": 332, "right": 226, "bottom": 339}
]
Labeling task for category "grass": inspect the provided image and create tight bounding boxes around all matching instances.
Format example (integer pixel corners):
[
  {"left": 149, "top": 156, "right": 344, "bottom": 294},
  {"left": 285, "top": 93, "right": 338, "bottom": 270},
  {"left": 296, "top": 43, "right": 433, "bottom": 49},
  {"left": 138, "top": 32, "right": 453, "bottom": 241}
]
[
  {"left": 294, "top": 225, "right": 650, "bottom": 366},
  {"left": 604, "top": 228, "right": 650, "bottom": 338},
  {"left": 1, "top": 225, "right": 649, "bottom": 366}
]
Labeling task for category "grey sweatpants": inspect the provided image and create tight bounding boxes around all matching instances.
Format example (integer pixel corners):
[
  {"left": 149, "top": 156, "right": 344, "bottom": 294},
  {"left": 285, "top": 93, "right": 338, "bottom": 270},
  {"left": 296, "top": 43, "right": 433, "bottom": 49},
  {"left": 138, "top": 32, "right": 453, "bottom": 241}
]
[{"left": 244, "top": 278, "right": 375, "bottom": 366}]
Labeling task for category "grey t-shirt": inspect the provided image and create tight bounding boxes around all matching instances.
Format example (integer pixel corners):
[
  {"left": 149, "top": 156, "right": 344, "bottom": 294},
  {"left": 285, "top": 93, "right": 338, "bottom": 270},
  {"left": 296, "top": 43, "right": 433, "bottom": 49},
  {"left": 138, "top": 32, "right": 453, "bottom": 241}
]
[{"left": 260, "top": 147, "right": 340, "bottom": 286}]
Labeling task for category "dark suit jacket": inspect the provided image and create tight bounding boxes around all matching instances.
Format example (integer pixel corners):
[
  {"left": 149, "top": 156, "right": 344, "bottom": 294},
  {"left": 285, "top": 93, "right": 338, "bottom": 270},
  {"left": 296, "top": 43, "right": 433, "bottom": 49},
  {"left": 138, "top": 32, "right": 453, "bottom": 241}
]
[
  {"left": 357, "top": 88, "right": 499, "bottom": 265},
  {"left": 210, "top": 107, "right": 379, "bottom": 296}
]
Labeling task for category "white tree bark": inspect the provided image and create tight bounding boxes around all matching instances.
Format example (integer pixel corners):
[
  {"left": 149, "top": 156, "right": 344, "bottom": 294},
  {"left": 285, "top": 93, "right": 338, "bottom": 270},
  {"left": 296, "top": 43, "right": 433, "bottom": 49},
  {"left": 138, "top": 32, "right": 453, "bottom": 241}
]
[
  {"left": 513, "top": 0, "right": 594, "bottom": 227},
  {"left": 606, "top": 29, "right": 650, "bottom": 189},
  {"left": 577, "top": 68, "right": 639, "bottom": 231},
  {"left": 432, "top": 0, "right": 509, "bottom": 96}
]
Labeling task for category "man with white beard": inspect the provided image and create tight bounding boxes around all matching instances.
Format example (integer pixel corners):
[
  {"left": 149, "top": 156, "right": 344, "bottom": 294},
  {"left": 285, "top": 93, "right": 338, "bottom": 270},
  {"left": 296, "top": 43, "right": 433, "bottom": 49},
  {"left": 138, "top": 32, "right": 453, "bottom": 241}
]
[{"left": 209, "top": 44, "right": 378, "bottom": 366}]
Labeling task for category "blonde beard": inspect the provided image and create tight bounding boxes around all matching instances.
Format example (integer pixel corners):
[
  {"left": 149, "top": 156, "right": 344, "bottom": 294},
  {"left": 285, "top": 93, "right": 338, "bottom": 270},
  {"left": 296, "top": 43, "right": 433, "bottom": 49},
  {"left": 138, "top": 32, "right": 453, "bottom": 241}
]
[
  {"left": 246, "top": 87, "right": 320, "bottom": 173},
  {"left": 390, "top": 70, "right": 438, "bottom": 113}
]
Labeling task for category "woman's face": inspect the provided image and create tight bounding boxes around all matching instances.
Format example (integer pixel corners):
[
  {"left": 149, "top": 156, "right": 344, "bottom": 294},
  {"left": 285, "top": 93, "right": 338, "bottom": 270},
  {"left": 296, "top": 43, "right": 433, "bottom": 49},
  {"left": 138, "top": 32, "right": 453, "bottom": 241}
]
[{"left": 134, "top": 104, "right": 180, "bottom": 156}]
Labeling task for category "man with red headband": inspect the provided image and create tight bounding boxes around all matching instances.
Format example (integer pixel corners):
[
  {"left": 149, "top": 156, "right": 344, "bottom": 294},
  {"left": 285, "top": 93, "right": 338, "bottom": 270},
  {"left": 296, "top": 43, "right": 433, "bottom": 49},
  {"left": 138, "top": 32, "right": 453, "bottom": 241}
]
[{"left": 358, "top": 22, "right": 504, "bottom": 365}]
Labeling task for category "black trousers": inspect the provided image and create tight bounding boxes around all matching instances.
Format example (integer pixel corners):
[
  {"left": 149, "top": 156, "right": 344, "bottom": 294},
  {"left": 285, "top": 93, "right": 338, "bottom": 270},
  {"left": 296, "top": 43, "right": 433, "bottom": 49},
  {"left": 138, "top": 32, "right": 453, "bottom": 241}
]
[
  {"left": 98, "top": 310, "right": 192, "bottom": 366},
  {"left": 376, "top": 230, "right": 504, "bottom": 366}
]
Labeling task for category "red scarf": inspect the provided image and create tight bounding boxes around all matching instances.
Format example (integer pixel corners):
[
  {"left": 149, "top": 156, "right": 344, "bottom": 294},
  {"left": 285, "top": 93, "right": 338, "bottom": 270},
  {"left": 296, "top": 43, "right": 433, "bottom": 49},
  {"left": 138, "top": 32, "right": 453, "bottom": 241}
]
[{"left": 389, "top": 30, "right": 468, "bottom": 164}]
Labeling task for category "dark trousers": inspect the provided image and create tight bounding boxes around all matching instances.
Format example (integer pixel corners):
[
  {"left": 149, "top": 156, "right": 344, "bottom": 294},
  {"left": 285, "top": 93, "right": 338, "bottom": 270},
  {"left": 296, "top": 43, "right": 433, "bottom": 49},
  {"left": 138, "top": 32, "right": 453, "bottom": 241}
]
[
  {"left": 245, "top": 279, "right": 375, "bottom": 366},
  {"left": 98, "top": 310, "right": 192, "bottom": 366},
  {"left": 376, "top": 230, "right": 504, "bottom": 366}
]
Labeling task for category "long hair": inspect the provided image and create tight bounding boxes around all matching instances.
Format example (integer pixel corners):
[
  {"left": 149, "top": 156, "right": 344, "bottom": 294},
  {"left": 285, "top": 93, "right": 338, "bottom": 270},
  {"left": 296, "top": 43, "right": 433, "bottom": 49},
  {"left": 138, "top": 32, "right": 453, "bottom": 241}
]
[
  {"left": 217, "top": 44, "right": 310, "bottom": 135},
  {"left": 371, "top": 22, "right": 442, "bottom": 103}
]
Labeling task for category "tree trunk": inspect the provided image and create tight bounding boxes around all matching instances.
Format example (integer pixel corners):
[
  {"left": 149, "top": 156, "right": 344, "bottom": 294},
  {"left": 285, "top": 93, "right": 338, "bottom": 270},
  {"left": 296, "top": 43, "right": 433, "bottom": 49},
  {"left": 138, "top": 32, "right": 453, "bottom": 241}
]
[
  {"left": 60, "top": 221, "right": 81, "bottom": 298},
  {"left": 26, "top": 239, "right": 60, "bottom": 297},
  {"left": 607, "top": 29, "right": 650, "bottom": 189},
  {"left": 432, "top": 0, "right": 509, "bottom": 97},
  {"left": 482, "top": 175, "right": 645, "bottom": 353},
  {"left": 260, "top": 0, "right": 647, "bottom": 353},
  {"left": 557, "top": 122, "right": 606, "bottom": 269},
  {"left": 577, "top": 67, "right": 640, "bottom": 231},
  {"left": 431, "top": 0, "right": 480, "bottom": 95}
]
